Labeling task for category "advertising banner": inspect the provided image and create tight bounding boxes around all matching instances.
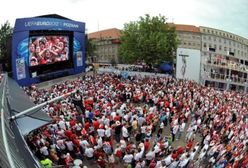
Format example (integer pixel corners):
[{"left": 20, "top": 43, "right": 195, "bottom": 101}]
[
  {"left": 176, "top": 48, "right": 201, "bottom": 83},
  {"left": 16, "top": 57, "right": 26, "bottom": 80},
  {"left": 76, "top": 51, "right": 83, "bottom": 67}
]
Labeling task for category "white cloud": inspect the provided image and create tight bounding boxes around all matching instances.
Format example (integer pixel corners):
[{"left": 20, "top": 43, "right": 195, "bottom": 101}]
[{"left": 0, "top": 0, "right": 247, "bottom": 38}]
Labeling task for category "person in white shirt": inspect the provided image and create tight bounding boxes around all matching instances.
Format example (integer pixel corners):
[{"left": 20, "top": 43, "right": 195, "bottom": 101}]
[
  {"left": 123, "top": 153, "right": 133, "bottom": 164},
  {"left": 79, "top": 139, "right": 89, "bottom": 148},
  {"left": 57, "top": 139, "right": 66, "bottom": 150},
  {"left": 178, "top": 122, "right": 186, "bottom": 139},
  {"left": 168, "top": 158, "right": 180, "bottom": 168},
  {"left": 65, "top": 140, "right": 74, "bottom": 151},
  {"left": 40, "top": 145, "right": 49, "bottom": 156},
  {"left": 146, "top": 151, "right": 155, "bottom": 164},
  {"left": 134, "top": 148, "right": 144, "bottom": 161},
  {"left": 178, "top": 154, "right": 190, "bottom": 167},
  {"left": 120, "top": 139, "right": 127, "bottom": 151},
  {"left": 154, "top": 143, "right": 161, "bottom": 156},
  {"left": 84, "top": 146, "right": 94, "bottom": 159},
  {"left": 190, "top": 148, "right": 197, "bottom": 160},
  {"left": 164, "top": 154, "right": 173, "bottom": 166},
  {"left": 58, "top": 120, "right": 66, "bottom": 130},
  {"left": 122, "top": 125, "right": 129, "bottom": 140},
  {"left": 97, "top": 128, "right": 105, "bottom": 137},
  {"left": 105, "top": 126, "right": 111, "bottom": 138},
  {"left": 198, "top": 148, "right": 207, "bottom": 161},
  {"left": 95, "top": 136, "right": 103, "bottom": 149}
]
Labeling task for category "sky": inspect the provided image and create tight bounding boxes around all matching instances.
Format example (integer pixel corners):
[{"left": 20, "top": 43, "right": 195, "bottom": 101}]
[{"left": 0, "top": 0, "right": 247, "bottom": 38}]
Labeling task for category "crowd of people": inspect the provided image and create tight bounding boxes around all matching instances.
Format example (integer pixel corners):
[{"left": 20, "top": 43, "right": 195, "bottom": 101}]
[
  {"left": 29, "top": 36, "right": 69, "bottom": 66},
  {"left": 24, "top": 73, "right": 248, "bottom": 168}
]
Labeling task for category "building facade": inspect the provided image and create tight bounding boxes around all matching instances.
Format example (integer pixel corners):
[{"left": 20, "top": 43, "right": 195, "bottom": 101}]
[
  {"left": 89, "top": 25, "right": 248, "bottom": 92},
  {"left": 199, "top": 26, "right": 248, "bottom": 92},
  {"left": 174, "top": 24, "right": 202, "bottom": 83},
  {"left": 88, "top": 28, "right": 121, "bottom": 63}
]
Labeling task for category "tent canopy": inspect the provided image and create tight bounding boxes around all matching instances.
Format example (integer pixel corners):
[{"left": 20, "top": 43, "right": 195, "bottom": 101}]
[
  {"left": 8, "top": 77, "right": 51, "bottom": 135},
  {"left": 159, "top": 63, "right": 173, "bottom": 72}
]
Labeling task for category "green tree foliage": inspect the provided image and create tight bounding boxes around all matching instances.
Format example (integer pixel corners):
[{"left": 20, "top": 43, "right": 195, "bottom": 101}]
[
  {"left": 119, "top": 14, "right": 178, "bottom": 65},
  {"left": 0, "top": 21, "right": 13, "bottom": 61},
  {"left": 86, "top": 38, "right": 96, "bottom": 61}
]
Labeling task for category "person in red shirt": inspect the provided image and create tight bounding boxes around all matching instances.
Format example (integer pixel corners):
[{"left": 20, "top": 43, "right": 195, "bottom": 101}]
[
  {"left": 96, "top": 156, "right": 107, "bottom": 168},
  {"left": 64, "top": 129, "right": 73, "bottom": 138},
  {"left": 149, "top": 159, "right": 157, "bottom": 168},
  {"left": 144, "top": 139, "right": 150, "bottom": 153},
  {"left": 84, "top": 120, "right": 90, "bottom": 131},
  {"left": 114, "top": 113, "right": 121, "bottom": 121},
  {"left": 176, "top": 146, "right": 184, "bottom": 155},
  {"left": 69, "top": 119, "right": 76, "bottom": 128},
  {"left": 93, "top": 119, "right": 100, "bottom": 130},
  {"left": 186, "top": 139, "right": 194, "bottom": 152},
  {"left": 241, "top": 153, "right": 248, "bottom": 168},
  {"left": 94, "top": 149, "right": 105, "bottom": 160},
  {"left": 172, "top": 150, "right": 178, "bottom": 160}
]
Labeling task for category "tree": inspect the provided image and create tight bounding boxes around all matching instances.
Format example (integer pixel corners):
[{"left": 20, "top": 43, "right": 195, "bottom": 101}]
[
  {"left": 119, "top": 14, "right": 178, "bottom": 65},
  {"left": 85, "top": 38, "right": 96, "bottom": 62},
  {"left": 0, "top": 21, "right": 13, "bottom": 71}
]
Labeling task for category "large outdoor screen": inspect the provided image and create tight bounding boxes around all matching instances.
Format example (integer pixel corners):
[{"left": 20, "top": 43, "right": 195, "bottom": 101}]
[{"left": 29, "top": 36, "right": 69, "bottom": 66}]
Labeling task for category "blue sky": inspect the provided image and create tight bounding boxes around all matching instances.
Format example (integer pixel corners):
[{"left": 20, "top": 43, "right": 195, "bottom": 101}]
[{"left": 0, "top": 0, "right": 247, "bottom": 38}]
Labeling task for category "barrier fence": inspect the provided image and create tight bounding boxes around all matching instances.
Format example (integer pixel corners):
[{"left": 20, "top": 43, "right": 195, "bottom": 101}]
[{"left": 0, "top": 73, "right": 28, "bottom": 168}]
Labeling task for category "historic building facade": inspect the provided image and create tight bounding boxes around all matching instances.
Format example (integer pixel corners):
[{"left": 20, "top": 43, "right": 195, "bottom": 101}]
[
  {"left": 88, "top": 28, "right": 121, "bottom": 63},
  {"left": 88, "top": 25, "right": 248, "bottom": 92}
]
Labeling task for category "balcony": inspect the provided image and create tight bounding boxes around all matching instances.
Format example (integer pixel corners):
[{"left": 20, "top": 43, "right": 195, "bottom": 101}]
[
  {"left": 202, "top": 72, "right": 247, "bottom": 85},
  {"left": 203, "top": 60, "right": 248, "bottom": 73}
]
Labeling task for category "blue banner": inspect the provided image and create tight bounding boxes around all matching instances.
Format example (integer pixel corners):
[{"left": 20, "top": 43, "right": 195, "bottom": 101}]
[
  {"left": 14, "top": 17, "right": 85, "bottom": 32},
  {"left": 16, "top": 57, "right": 26, "bottom": 80}
]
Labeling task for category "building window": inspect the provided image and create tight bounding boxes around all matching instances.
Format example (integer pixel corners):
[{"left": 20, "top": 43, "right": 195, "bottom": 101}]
[
  {"left": 219, "top": 45, "right": 222, "bottom": 51},
  {"left": 203, "top": 36, "right": 206, "bottom": 40},
  {"left": 214, "top": 37, "right": 216, "bottom": 41},
  {"left": 209, "top": 36, "right": 211, "bottom": 40},
  {"left": 224, "top": 47, "right": 227, "bottom": 51},
  {"left": 219, "top": 38, "right": 222, "bottom": 43},
  {"left": 229, "top": 41, "right": 232, "bottom": 45},
  {"left": 224, "top": 39, "right": 226, "bottom": 44},
  {"left": 203, "top": 43, "right": 207, "bottom": 47},
  {"left": 214, "top": 44, "right": 217, "bottom": 49}
]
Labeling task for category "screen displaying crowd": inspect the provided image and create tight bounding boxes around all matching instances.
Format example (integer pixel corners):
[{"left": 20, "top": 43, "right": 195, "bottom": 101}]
[
  {"left": 24, "top": 73, "right": 248, "bottom": 168},
  {"left": 29, "top": 36, "right": 69, "bottom": 67}
]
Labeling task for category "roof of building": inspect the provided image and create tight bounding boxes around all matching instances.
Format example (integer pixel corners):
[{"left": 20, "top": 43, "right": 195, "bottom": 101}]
[
  {"left": 172, "top": 24, "right": 200, "bottom": 33},
  {"left": 35, "top": 14, "right": 72, "bottom": 20},
  {"left": 88, "top": 28, "right": 121, "bottom": 39}
]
